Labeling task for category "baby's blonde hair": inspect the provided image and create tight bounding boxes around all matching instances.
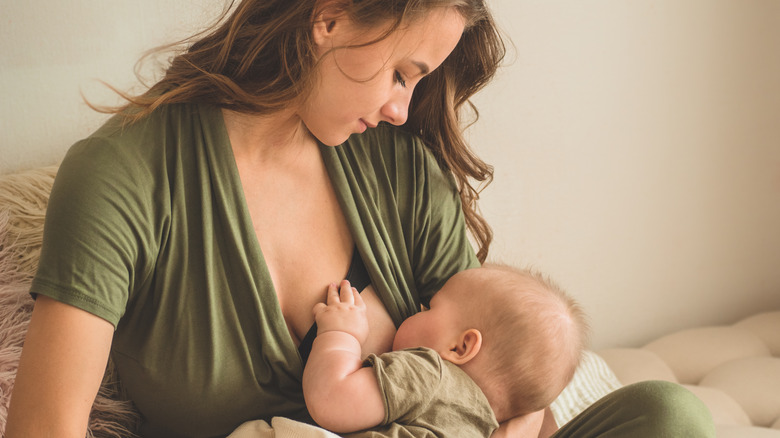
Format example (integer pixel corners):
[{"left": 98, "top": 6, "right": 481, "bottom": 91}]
[{"left": 452, "top": 264, "right": 589, "bottom": 418}]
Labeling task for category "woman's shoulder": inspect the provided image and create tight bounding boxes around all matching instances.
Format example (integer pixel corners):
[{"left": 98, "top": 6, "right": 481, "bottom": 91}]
[
  {"left": 87, "top": 103, "right": 214, "bottom": 145},
  {"left": 64, "top": 103, "right": 219, "bottom": 172}
]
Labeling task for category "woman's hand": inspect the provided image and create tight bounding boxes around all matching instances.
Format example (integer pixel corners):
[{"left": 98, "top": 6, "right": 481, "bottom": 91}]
[
  {"left": 6, "top": 296, "right": 113, "bottom": 437},
  {"left": 491, "top": 409, "right": 547, "bottom": 438},
  {"left": 312, "top": 280, "right": 369, "bottom": 346}
]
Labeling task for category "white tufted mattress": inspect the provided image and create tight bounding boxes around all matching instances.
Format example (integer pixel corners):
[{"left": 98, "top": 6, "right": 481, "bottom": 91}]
[{"left": 594, "top": 311, "right": 780, "bottom": 436}]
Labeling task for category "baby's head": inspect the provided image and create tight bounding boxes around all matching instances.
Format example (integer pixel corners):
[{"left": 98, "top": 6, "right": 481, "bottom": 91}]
[{"left": 393, "top": 264, "right": 589, "bottom": 422}]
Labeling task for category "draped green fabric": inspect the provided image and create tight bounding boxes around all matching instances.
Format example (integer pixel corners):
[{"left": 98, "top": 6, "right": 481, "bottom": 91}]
[{"left": 32, "top": 103, "right": 478, "bottom": 437}]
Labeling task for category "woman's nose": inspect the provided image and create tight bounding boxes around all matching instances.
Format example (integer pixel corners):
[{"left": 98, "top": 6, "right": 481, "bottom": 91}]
[{"left": 380, "top": 90, "right": 412, "bottom": 126}]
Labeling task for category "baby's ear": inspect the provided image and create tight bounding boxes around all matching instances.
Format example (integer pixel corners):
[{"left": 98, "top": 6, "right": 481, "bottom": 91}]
[{"left": 441, "top": 329, "right": 482, "bottom": 365}]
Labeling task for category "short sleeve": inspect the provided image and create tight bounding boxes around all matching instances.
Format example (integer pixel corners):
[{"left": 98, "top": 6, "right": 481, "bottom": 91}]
[
  {"left": 31, "top": 134, "right": 158, "bottom": 327},
  {"left": 364, "top": 348, "right": 444, "bottom": 425}
]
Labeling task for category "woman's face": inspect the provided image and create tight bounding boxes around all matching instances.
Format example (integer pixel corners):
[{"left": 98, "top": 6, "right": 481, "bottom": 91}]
[{"left": 301, "top": 7, "right": 466, "bottom": 146}]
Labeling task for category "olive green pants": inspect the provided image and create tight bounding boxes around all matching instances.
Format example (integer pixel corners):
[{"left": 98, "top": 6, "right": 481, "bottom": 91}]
[{"left": 553, "top": 381, "right": 716, "bottom": 437}]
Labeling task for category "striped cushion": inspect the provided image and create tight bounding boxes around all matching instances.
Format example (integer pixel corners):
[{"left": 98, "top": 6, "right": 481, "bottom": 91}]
[{"left": 550, "top": 350, "right": 623, "bottom": 426}]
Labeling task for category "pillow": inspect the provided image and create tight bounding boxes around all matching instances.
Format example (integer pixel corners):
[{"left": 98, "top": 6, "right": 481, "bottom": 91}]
[
  {"left": 597, "top": 347, "right": 677, "bottom": 385},
  {"left": 735, "top": 312, "right": 780, "bottom": 356},
  {"left": 699, "top": 357, "right": 780, "bottom": 428},
  {"left": 229, "top": 417, "right": 341, "bottom": 438},
  {"left": 550, "top": 350, "right": 622, "bottom": 427},
  {"left": 643, "top": 327, "right": 770, "bottom": 384}
]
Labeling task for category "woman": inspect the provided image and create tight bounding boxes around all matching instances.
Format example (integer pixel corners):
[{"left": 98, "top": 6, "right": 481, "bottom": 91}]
[{"left": 7, "top": 1, "right": 713, "bottom": 437}]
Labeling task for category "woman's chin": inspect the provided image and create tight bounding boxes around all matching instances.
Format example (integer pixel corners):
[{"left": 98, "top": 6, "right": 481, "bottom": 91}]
[{"left": 311, "top": 131, "right": 352, "bottom": 147}]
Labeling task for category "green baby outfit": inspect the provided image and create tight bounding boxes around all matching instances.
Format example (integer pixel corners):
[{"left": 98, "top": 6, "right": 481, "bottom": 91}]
[{"left": 345, "top": 347, "right": 498, "bottom": 438}]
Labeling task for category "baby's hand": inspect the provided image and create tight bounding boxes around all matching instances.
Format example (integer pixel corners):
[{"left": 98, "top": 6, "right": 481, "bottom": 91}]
[{"left": 312, "top": 280, "right": 369, "bottom": 345}]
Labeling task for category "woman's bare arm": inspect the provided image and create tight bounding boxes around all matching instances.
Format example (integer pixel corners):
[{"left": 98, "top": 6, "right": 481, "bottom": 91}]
[{"left": 6, "top": 295, "right": 114, "bottom": 437}]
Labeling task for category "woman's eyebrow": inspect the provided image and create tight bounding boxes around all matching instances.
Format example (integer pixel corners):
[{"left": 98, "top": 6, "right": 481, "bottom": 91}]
[{"left": 412, "top": 60, "right": 430, "bottom": 76}]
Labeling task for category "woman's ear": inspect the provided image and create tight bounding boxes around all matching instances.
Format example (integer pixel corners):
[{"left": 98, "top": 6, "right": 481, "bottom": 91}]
[
  {"left": 441, "top": 329, "right": 482, "bottom": 365},
  {"left": 312, "top": 0, "right": 347, "bottom": 47}
]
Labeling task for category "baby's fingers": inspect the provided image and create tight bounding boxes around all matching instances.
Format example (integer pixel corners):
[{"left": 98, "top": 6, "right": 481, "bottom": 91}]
[
  {"left": 352, "top": 288, "right": 366, "bottom": 310},
  {"left": 326, "top": 282, "right": 341, "bottom": 305},
  {"left": 312, "top": 302, "right": 327, "bottom": 316},
  {"left": 339, "top": 280, "right": 356, "bottom": 305}
]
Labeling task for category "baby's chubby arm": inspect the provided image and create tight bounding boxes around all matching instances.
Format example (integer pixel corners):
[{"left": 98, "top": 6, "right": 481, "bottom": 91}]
[{"left": 302, "top": 280, "right": 386, "bottom": 434}]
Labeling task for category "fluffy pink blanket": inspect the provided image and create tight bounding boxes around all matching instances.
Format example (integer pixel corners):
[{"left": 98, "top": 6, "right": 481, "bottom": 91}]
[{"left": 0, "top": 166, "right": 140, "bottom": 437}]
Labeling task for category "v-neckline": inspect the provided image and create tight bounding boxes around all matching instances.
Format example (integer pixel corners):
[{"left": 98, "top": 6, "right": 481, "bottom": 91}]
[
  {"left": 207, "top": 105, "right": 304, "bottom": 362},
  {"left": 207, "top": 105, "right": 401, "bottom": 367}
]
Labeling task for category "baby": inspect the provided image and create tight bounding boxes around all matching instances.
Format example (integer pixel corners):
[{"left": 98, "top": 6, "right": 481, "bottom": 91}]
[{"left": 302, "top": 265, "right": 589, "bottom": 437}]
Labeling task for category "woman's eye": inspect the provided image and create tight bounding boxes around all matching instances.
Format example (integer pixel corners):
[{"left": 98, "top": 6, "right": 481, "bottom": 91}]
[{"left": 394, "top": 71, "right": 407, "bottom": 88}]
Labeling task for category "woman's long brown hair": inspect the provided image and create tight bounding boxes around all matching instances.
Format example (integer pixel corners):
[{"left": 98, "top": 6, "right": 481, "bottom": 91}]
[{"left": 95, "top": 0, "right": 505, "bottom": 263}]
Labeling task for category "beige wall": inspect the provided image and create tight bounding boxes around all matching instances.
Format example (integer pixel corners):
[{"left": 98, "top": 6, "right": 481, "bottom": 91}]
[
  {"left": 2, "top": 1, "right": 779, "bottom": 349},
  {"left": 0, "top": 0, "right": 224, "bottom": 172},
  {"left": 475, "top": 0, "right": 780, "bottom": 348}
]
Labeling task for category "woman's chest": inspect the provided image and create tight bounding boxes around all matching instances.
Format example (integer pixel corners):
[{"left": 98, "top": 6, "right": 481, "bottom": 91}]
[
  {"left": 238, "top": 159, "right": 396, "bottom": 356},
  {"left": 240, "top": 160, "right": 356, "bottom": 343}
]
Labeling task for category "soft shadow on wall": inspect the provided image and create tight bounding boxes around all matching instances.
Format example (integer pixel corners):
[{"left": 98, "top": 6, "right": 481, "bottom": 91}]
[{"left": 473, "top": 0, "right": 780, "bottom": 349}]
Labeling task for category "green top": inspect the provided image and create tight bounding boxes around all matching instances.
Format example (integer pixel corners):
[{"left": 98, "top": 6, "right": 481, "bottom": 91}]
[
  {"left": 346, "top": 347, "right": 498, "bottom": 438},
  {"left": 32, "top": 103, "right": 479, "bottom": 438}
]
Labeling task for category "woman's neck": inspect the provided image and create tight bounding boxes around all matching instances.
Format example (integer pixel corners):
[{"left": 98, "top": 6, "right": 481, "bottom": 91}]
[{"left": 221, "top": 108, "right": 315, "bottom": 165}]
